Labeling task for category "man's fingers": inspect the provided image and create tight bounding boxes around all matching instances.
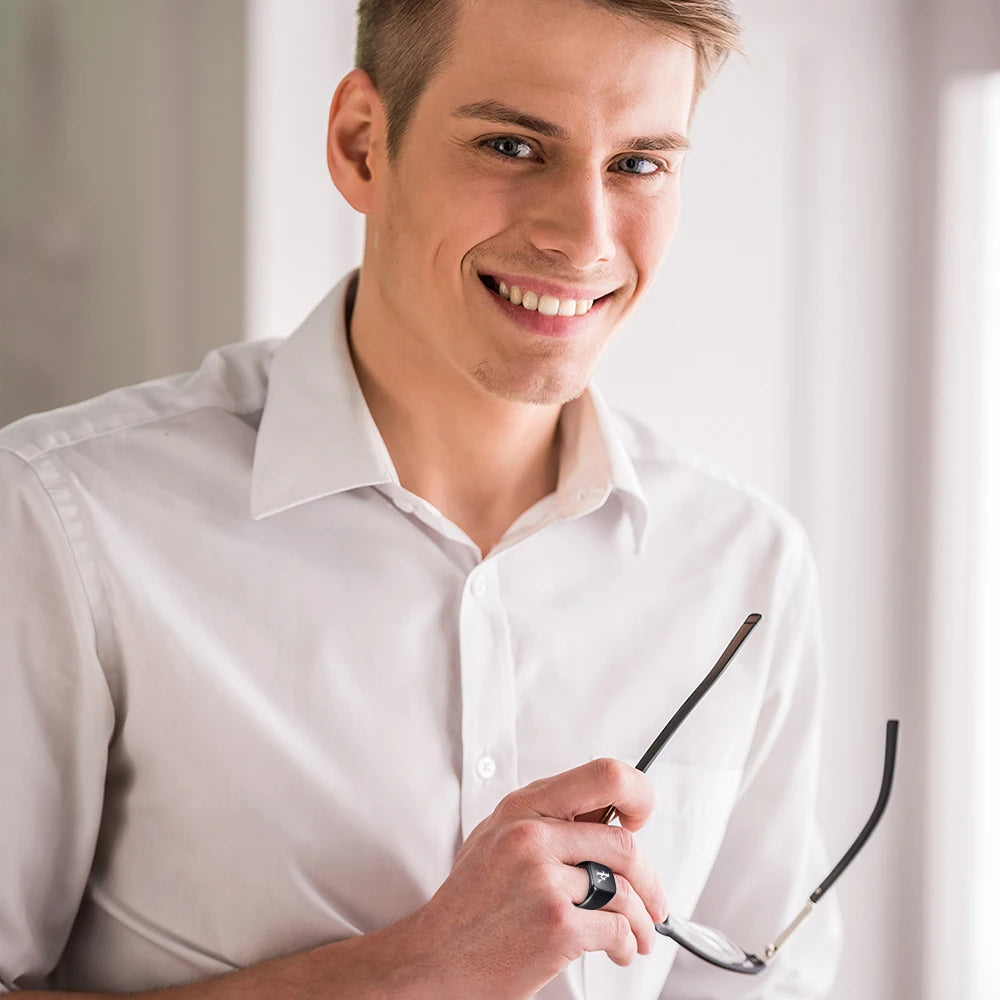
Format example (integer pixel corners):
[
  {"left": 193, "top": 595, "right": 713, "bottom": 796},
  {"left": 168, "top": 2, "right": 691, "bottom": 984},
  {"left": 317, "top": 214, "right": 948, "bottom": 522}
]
[
  {"left": 576, "top": 908, "right": 640, "bottom": 967},
  {"left": 547, "top": 820, "right": 667, "bottom": 923},
  {"left": 569, "top": 868, "right": 657, "bottom": 957},
  {"left": 502, "top": 758, "right": 656, "bottom": 830}
]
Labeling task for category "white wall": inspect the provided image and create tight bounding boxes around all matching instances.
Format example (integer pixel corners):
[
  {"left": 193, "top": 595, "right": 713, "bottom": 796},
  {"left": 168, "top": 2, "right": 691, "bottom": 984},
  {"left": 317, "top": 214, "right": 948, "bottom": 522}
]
[
  {"left": 245, "top": 0, "right": 363, "bottom": 342},
  {"left": 917, "top": 3, "right": 1000, "bottom": 996}
]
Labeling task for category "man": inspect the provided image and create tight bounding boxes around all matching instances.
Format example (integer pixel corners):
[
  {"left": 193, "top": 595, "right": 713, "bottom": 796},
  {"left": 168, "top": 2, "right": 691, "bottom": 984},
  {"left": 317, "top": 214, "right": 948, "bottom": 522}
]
[{"left": 0, "top": 0, "right": 841, "bottom": 997}]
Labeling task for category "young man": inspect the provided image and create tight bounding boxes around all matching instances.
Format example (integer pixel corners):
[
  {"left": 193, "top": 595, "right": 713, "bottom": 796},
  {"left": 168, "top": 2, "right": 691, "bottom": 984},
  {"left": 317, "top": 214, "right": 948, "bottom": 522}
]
[{"left": 0, "top": 1, "right": 841, "bottom": 997}]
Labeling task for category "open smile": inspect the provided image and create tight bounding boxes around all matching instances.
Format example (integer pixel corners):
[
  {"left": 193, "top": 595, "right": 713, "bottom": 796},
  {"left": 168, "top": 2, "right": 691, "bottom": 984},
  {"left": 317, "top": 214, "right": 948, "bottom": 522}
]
[{"left": 478, "top": 273, "right": 616, "bottom": 338}]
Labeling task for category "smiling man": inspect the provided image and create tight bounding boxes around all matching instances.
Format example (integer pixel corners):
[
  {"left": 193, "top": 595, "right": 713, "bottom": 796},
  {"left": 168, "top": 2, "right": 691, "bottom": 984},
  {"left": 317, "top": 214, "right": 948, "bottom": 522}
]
[
  {"left": 0, "top": 1, "right": 841, "bottom": 998},
  {"left": 337, "top": 0, "right": 695, "bottom": 559}
]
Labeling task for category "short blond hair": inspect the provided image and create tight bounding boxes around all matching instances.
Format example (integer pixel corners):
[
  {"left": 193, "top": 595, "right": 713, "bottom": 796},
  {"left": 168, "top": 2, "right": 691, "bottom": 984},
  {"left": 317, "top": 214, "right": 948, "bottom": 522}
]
[{"left": 355, "top": 0, "right": 745, "bottom": 161}]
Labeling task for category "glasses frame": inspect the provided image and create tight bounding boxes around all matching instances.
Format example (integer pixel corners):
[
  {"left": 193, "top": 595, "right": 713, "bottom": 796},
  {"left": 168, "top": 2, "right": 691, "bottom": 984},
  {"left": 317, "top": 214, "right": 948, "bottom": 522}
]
[{"left": 602, "top": 614, "right": 900, "bottom": 975}]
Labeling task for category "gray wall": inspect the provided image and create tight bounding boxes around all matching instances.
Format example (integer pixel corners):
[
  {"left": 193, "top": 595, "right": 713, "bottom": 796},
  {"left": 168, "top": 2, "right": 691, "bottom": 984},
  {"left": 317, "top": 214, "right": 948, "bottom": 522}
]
[{"left": 0, "top": 0, "right": 246, "bottom": 425}]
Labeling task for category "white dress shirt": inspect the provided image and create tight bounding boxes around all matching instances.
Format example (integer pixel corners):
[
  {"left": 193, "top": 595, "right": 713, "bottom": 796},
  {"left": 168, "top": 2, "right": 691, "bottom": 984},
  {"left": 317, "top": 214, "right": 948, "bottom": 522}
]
[{"left": 0, "top": 270, "right": 841, "bottom": 998}]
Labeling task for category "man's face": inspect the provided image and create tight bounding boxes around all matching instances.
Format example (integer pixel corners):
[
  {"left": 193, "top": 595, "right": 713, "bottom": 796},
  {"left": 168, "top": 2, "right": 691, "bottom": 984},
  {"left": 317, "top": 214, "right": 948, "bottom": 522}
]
[{"left": 363, "top": 0, "right": 697, "bottom": 407}]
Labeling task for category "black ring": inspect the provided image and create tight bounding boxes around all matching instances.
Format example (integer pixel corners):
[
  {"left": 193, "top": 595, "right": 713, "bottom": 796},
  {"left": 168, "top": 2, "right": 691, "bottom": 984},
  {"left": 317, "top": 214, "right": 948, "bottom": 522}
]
[{"left": 574, "top": 861, "right": 617, "bottom": 910}]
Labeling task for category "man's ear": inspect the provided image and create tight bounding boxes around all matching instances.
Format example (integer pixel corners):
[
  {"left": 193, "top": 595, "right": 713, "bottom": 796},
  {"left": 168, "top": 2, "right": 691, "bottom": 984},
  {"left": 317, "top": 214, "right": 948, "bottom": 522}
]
[{"left": 327, "top": 69, "right": 385, "bottom": 214}]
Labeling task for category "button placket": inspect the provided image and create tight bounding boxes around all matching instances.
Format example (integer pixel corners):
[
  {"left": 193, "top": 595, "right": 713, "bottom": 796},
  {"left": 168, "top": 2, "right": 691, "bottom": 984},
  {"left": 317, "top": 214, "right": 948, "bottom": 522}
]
[{"left": 458, "top": 561, "right": 519, "bottom": 838}]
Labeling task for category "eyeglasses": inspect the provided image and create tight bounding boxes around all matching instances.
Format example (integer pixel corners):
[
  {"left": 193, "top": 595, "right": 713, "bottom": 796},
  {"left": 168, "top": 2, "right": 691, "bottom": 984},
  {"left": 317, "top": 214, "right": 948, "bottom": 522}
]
[{"left": 600, "top": 614, "right": 899, "bottom": 974}]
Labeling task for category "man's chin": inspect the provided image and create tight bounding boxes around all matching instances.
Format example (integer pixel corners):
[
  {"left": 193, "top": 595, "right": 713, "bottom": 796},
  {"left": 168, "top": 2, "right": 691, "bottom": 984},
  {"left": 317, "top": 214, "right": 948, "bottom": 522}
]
[{"left": 470, "top": 360, "right": 590, "bottom": 407}]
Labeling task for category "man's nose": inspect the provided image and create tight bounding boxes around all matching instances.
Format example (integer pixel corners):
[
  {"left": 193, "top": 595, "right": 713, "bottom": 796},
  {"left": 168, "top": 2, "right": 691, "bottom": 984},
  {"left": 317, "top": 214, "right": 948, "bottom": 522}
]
[{"left": 526, "top": 168, "right": 616, "bottom": 271}]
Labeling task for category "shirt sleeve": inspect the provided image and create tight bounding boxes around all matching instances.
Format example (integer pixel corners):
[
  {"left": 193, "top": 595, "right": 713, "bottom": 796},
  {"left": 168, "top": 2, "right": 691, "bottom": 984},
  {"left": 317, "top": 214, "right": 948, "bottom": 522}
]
[
  {"left": 0, "top": 448, "right": 115, "bottom": 992},
  {"left": 659, "top": 525, "right": 843, "bottom": 999}
]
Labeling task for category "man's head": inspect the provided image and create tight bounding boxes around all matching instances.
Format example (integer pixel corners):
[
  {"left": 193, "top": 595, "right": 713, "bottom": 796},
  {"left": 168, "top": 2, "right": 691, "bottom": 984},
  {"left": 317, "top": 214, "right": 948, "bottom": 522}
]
[
  {"left": 356, "top": 0, "right": 744, "bottom": 163},
  {"left": 328, "top": 0, "right": 743, "bottom": 409}
]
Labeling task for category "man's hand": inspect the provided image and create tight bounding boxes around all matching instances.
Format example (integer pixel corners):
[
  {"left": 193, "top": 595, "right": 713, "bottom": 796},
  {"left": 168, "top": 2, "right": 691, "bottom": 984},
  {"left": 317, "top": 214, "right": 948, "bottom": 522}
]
[
  {"left": 13, "top": 760, "right": 666, "bottom": 1000},
  {"left": 400, "top": 758, "right": 670, "bottom": 1000}
]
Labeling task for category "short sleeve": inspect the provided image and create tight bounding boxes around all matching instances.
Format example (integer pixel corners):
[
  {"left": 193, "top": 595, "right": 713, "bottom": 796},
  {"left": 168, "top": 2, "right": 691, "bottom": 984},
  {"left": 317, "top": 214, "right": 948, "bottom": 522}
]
[{"left": 0, "top": 448, "right": 114, "bottom": 991}]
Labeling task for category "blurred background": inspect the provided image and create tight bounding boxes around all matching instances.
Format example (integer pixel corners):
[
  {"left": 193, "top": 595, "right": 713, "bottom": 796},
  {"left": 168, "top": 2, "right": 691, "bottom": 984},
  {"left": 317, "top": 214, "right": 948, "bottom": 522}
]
[{"left": 1, "top": 1, "right": 998, "bottom": 997}]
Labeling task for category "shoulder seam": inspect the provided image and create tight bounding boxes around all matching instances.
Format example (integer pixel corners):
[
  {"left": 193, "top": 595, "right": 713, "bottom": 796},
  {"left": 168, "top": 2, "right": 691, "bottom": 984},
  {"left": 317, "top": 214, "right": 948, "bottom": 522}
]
[{"left": 1, "top": 400, "right": 259, "bottom": 463}]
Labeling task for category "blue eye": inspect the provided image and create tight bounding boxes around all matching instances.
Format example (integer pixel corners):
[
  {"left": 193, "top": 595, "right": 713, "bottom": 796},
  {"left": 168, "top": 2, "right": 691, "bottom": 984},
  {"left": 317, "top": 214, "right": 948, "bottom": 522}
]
[
  {"left": 616, "top": 155, "right": 662, "bottom": 176},
  {"left": 484, "top": 136, "right": 534, "bottom": 159}
]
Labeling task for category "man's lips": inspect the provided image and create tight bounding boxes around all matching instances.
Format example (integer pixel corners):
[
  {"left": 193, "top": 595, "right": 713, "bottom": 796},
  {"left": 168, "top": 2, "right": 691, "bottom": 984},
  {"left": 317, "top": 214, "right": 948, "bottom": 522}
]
[{"left": 477, "top": 271, "right": 613, "bottom": 337}]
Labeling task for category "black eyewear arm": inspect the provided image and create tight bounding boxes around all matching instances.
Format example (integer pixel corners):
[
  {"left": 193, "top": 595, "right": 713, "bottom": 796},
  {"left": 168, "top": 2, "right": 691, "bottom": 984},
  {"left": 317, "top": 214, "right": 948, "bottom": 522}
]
[
  {"left": 597, "top": 614, "right": 762, "bottom": 825},
  {"left": 654, "top": 718, "right": 900, "bottom": 974}
]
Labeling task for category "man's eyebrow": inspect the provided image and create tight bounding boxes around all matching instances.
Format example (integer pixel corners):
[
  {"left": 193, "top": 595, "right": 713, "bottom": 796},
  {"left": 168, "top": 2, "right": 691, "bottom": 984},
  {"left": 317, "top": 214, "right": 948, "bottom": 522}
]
[
  {"left": 451, "top": 99, "right": 690, "bottom": 151},
  {"left": 452, "top": 100, "right": 569, "bottom": 140}
]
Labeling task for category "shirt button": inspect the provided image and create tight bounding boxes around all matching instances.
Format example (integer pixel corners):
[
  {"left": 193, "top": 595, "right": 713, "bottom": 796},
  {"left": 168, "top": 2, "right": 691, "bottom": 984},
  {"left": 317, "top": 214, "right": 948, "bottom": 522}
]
[
  {"left": 470, "top": 573, "right": 487, "bottom": 597},
  {"left": 476, "top": 754, "right": 497, "bottom": 780},
  {"left": 394, "top": 497, "right": 414, "bottom": 514}
]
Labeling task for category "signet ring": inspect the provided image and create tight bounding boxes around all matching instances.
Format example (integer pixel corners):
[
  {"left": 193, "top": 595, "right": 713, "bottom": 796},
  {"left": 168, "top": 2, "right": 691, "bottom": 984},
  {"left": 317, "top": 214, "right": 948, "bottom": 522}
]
[{"left": 574, "top": 860, "right": 617, "bottom": 910}]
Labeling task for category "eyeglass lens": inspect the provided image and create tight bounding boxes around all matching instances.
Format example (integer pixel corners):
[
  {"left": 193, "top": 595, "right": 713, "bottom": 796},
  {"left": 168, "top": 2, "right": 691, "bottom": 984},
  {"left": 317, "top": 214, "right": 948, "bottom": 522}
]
[{"left": 656, "top": 913, "right": 766, "bottom": 973}]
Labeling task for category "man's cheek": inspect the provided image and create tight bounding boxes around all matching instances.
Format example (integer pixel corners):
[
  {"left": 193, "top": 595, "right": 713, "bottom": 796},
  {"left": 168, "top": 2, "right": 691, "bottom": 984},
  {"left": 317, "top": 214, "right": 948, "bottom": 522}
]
[{"left": 636, "top": 206, "right": 681, "bottom": 269}]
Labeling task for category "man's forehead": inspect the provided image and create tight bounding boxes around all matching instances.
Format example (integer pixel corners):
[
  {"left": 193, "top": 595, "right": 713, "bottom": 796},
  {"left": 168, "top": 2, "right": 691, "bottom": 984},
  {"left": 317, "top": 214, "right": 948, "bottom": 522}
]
[
  {"left": 450, "top": 0, "right": 696, "bottom": 62},
  {"left": 435, "top": 1, "right": 697, "bottom": 132}
]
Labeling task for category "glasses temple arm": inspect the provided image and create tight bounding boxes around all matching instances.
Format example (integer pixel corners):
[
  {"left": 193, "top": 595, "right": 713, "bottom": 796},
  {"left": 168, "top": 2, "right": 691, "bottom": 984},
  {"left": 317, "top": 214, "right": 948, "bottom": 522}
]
[
  {"left": 810, "top": 718, "right": 899, "bottom": 903},
  {"left": 762, "top": 719, "right": 899, "bottom": 964},
  {"left": 598, "top": 613, "right": 762, "bottom": 825}
]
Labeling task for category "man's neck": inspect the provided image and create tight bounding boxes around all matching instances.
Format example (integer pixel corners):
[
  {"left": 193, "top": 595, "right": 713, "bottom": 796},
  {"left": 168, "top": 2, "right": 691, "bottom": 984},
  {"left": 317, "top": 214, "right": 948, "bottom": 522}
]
[{"left": 345, "top": 277, "right": 564, "bottom": 557}]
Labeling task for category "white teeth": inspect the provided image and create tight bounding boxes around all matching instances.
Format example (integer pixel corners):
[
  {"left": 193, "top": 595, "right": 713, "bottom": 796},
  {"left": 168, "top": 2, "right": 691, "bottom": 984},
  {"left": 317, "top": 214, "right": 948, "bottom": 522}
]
[
  {"left": 491, "top": 279, "right": 597, "bottom": 317},
  {"left": 538, "top": 294, "right": 559, "bottom": 316}
]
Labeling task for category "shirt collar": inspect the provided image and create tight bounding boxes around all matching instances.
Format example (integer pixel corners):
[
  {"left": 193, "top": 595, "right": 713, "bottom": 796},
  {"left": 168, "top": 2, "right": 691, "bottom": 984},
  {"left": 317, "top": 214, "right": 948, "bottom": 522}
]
[
  {"left": 251, "top": 269, "right": 650, "bottom": 550},
  {"left": 557, "top": 386, "right": 650, "bottom": 553},
  {"left": 251, "top": 271, "right": 397, "bottom": 520}
]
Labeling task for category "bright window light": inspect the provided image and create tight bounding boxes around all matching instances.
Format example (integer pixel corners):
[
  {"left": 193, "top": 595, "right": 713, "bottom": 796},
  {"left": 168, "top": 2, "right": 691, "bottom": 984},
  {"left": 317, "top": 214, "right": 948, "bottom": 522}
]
[
  {"left": 969, "top": 72, "right": 1000, "bottom": 999},
  {"left": 927, "top": 71, "right": 1000, "bottom": 1000}
]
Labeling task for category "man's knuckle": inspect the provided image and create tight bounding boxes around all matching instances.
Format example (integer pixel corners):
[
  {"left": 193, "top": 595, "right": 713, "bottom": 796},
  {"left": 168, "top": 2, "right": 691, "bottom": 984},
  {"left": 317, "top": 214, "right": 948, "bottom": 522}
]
[
  {"left": 592, "top": 755, "right": 626, "bottom": 792},
  {"left": 541, "top": 894, "right": 571, "bottom": 932},
  {"left": 498, "top": 817, "right": 545, "bottom": 856},
  {"left": 612, "top": 912, "right": 631, "bottom": 943},
  {"left": 537, "top": 898, "right": 581, "bottom": 956},
  {"left": 497, "top": 789, "right": 526, "bottom": 818},
  {"left": 535, "top": 865, "right": 564, "bottom": 901},
  {"left": 614, "top": 875, "right": 632, "bottom": 903}
]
